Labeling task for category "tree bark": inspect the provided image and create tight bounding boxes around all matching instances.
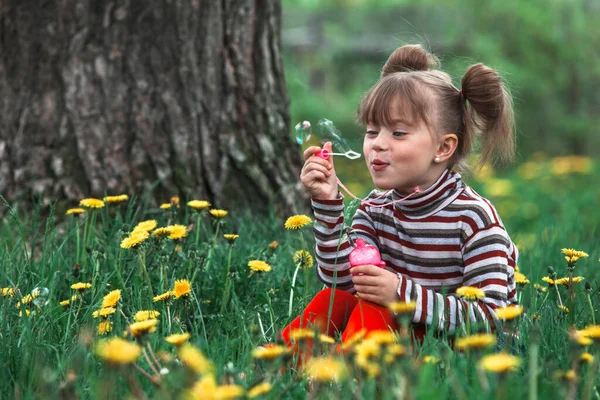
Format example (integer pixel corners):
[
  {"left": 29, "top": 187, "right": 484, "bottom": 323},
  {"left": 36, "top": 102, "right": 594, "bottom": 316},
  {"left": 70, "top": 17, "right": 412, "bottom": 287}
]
[{"left": 0, "top": 0, "right": 308, "bottom": 217}]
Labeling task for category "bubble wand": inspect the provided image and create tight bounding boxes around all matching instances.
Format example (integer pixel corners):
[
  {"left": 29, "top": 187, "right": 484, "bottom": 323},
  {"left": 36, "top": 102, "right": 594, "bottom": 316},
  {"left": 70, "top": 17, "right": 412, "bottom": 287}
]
[{"left": 295, "top": 119, "right": 420, "bottom": 208}]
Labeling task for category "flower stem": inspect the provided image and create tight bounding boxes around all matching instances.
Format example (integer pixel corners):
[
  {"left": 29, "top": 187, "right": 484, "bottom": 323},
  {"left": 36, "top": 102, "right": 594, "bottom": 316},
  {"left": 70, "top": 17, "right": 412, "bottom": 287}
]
[
  {"left": 288, "top": 265, "right": 301, "bottom": 317},
  {"left": 587, "top": 293, "right": 596, "bottom": 325},
  {"left": 139, "top": 250, "right": 154, "bottom": 303},
  {"left": 194, "top": 213, "right": 201, "bottom": 248},
  {"left": 219, "top": 245, "right": 234, "bottom": 314}
]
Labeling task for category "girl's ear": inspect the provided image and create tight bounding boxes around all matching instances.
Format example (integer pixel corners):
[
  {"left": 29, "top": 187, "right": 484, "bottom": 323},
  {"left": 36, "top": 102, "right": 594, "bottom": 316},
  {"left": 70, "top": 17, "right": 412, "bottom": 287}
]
[{"left": 435, "top": 134, "right": 458, "bottom": 162}]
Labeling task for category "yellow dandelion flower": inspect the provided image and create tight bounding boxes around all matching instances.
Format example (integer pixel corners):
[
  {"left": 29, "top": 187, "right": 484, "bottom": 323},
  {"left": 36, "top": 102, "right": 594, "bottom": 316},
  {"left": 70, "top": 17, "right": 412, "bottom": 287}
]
[
  {"left": 1, "top": 287, "right": 15, "bottom": 297},
  {"left": 153, "top": 291, "right": 174, "bottom": 302},
  {"left": 248, "top": 382, "right": 272, "bottom": 399},
  {"left": 480, "top": 352, "right": 521, "bottom": 374},
  {"left": 170, "top": 195, "right": 180, "bottom": 206},
  {"left": 127, "top": 319, "right": 159, "bottom": 337},
  {"left": 423, "top": 355, "right": 440, "bottom": 364},
  {"left": 354, "top": 338, "right": 381, "bottom": 361},
  {"left": 133, "top": 220, "right": 157, "bottom": 233},
  {"left": 134, "top": 310, "right": 161, "bottom": 322},
  {"left": 166, "top": 224, "right": 188, "bottom": 240},
  {"left": 533, "top": 283, "right": 547, "bottom": 293},
  {"left": 79, "top": 198, "right": 105, "bottom": 208},
  {"left": 248, "top": 260, "right": 271, "bottom": 273},
  {"left": 319, "top": 334, "right": 336, "bottom": 344},
  {"left": 495, "top": 305, "right": 524, "bottom": 320},
  {"left": 562, "top": 248, "right": 589, "bottom": 264},
  {"left": 383, "top": 343, "right": 407, "bottom": 364},
  {"left": 102, "top": 289, "right": 121, "bottom": 308},
  {"left": 579, "top": 325, "right": 600, "bottom": 340},
  {"left": 223, "top": 234, "right": 239, "bottom": 244},
  {"left": 515, "top": 271, "right": 530, "bottom": 285},
  {"left": 558, "top": 305, "right": 569, "bottom": 314},
  {"left": 252, "top": 345, "right": 290, "bottom": 360},
  {"left": 456, "top": 333, "right": 497, "bottom": 351},
  {"left": 456, "top": 286, "right": 486, "bottom": 301},
  {"left": 293, "top": 250, "right": 314, "bottom": 269},
  {"left": 284, "top": 214, "right": 312, "bottom": 230},
  {"left": 19, "top": 294, "right": 34, "bottom": 306},
  {"left": 97, "top": 321, "right": 113, "bottom": 335},
  {"left": 160, "top": 203, "right": 171, "bottom": 209},
  {"left": 209, "top": 209, "right": 228, "bottom": 219},
  {"left": 366, "top": 330, "right": 397, "bottom": 345},
  {"left": 554, "top": 369, "right": 578, "bottom": 383},
  {"left": 289, "top": 328, "right": 316, "bottom": 342},
  {"left": 215, "top": 385, "right": 245, "bottom": 400},
  {"left": 341, "top": 329, "right": 367, "bottom": 352},
  {"left": 59, "top": 299, "right": 71, "bottom": 307},
  {"left": 580, "top": 353, "right": 594, "bottom": 364},
  {"left": 173, "top": 279, "right": 192, "bottom": 299},
  {"left": 531, "top": 314, "right": 541, "bottom": 321},
  {"left": 179, "top": 343, "right": 214, "bottom": 375},
  {"left": 71, "top": 282, "right": 92, "bottom": 291},
  {"left": 152, "top": 227, "right": 172, "bottom": 238},
  {"left": 388, "top": 301, "right": 417, "bottom": 315},
  {"left": 165, "top": 332, "right": 191, "bottom": 347},
  {"left": 19, "top": 309, "right": 32, "bottom": 317},
  {"left": 304, "top": 357, "right": 347, "bottom": 382},
  {"left": 120, "top": 230, "right": 150, "bottom": 249},
  {"left": 92, "top": 307, "right": 116, "bottom": 319},
  {"left": 96, "top": 337, "right": 141, "bottom": 365},
  {"left": 188, "top": 200, "right": 211, "bottom": 210},
  {"left": 103, "top": 194, "right": 129, "bottom": 204},
  {"left": 268, "top": 241, "right": 279, "bottom": 250},
  {"left": 66, "top": 208, "right": 85, "bottom": 215},
  {"left": 188, "top": 374, "right": 217, "bottom": 399},
  {"left": 570, "top": 329, "right": 593, "bottom": 346},
  {"left": 542, "top": 276, "right": 556, "bottom": 285}
]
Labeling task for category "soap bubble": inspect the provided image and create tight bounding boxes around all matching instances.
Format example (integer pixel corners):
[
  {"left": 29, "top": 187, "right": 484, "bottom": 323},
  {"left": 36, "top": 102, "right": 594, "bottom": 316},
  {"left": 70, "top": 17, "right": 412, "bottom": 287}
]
[
  {"left": 31, "top": 287, "right": 49, "bottom": 308},
  {"left": 317, "top": 118, "right": 353, "bottom": 153},
  {"left": 295, "top": 121, "right": 312, "bottom": 144}
]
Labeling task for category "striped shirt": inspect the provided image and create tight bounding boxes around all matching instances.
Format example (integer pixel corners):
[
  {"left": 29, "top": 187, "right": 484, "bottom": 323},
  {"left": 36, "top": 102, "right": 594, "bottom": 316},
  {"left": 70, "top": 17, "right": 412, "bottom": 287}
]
[{"left": 311, "top": 169, "right": 518, "bottom": 334}]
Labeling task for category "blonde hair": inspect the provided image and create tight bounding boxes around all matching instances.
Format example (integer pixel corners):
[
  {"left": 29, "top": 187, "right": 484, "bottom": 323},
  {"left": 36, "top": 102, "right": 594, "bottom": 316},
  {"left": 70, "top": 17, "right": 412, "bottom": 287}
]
[{"left": 357, "top": 44, "right": 515, "bottom": 172}]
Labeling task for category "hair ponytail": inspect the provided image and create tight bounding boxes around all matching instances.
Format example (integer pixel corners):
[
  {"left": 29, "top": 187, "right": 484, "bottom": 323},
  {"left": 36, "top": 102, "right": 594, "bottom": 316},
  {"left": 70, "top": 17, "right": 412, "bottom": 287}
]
[
  {"left": 381, "top": 45, "right": 439, "bottom": 77},
  {"left": 460, "top": 64, "right": 515, "bottom": 167}
]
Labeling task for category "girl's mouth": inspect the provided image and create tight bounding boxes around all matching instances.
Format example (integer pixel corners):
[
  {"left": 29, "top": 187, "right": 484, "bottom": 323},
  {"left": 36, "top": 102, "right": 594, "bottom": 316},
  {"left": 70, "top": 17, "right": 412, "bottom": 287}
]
[{"left": 371, "top": 159, "right": 389, "bottom": 171}]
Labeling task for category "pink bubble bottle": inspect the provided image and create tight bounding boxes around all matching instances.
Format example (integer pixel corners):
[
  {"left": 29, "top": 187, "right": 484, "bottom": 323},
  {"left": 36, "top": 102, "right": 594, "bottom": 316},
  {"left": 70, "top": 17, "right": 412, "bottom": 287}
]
[{"left": 349, "top": 239, "right": 386, "bottom": 268}]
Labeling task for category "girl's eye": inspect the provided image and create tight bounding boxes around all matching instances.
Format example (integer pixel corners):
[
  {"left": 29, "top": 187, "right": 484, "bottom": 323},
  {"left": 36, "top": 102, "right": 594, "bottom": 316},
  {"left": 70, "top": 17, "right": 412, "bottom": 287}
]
[
  {"left": 365, "top": 130, "right": 378, "bottom": 136},
  {"left": 393, "top": 131, "right": 408, "bottom": 137}
]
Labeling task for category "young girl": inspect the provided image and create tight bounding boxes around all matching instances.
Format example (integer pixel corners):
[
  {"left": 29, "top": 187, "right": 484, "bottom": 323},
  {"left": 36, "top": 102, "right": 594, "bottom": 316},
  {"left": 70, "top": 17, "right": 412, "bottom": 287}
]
[{"left": 283, "top": 44, "right": 518, "bottom": 351}]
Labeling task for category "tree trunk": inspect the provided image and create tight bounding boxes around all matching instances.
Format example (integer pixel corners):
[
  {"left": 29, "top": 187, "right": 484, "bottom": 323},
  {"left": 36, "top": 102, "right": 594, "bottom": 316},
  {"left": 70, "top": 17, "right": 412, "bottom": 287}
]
[{"left": 0, "top": 0, "right": 308, "bottom": 217}]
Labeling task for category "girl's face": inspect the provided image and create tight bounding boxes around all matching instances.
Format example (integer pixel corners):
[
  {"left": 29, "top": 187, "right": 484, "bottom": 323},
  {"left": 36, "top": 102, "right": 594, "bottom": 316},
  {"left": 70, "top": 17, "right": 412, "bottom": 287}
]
[{"left": 363, "top": 105, "right": 444, "bottom": 193}]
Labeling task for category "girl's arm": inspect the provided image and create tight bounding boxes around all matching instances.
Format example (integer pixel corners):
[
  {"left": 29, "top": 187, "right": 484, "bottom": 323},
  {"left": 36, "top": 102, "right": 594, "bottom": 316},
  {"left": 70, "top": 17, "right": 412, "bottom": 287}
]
[
  {"left": 397, "top": 224, "right": 518, "bottom": 334},
  {"left": 311, "top": 194, "right": 379, "bottom": 292}
]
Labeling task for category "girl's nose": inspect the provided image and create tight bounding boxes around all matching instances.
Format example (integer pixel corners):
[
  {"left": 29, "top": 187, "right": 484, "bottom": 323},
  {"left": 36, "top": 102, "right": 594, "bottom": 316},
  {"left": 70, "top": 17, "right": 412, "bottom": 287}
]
[{"left": 371, "top": 133, "right": 389, "bottom": 151}]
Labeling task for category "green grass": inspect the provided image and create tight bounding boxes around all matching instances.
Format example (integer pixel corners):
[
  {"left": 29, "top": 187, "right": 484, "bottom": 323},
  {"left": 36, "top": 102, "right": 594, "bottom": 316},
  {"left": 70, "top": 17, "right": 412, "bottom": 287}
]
[{"left": 0, "top": 154, "right": 599, "bottom": 399}]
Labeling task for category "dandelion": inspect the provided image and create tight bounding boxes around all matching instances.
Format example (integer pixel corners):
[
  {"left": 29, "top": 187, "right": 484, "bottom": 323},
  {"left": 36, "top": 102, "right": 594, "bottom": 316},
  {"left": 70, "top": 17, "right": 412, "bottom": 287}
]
[
  {"left": 248, "top": 260, "right": 271, "bottom": 273},
  {"left": 19, "top": 309, "right": 32, "bottom": 317},
  {"left": 79, "top": 198, "right": 105, "bottom": 208},
  {"left": 558, "top": 305, "right": 569, "bottom": 314},
  {"left": 480, "top": 353, "right": 521, "bottom": 374},
  {"left": 252, "top": 345, "right": 289, "bottom": 360},
  {"left": 170, "top": 196, "right": 180, "bottom": 207},
  {"left": 188, "top": 200, "right": 211, "bottom": 210},
  {"left": 103, "top": 194, "right": 129, "bottom": 203},
  {"left": 223, "top": 234, "right": 239, "bottom": 244},
  {"left": 562, "top": 248, "right": 589, "bottom": 264},
  {"left": 456, "top": 286, "right": 485, "bottom": 301},
  {"left": 152, "top": 227, "right": 172, "bottom": 238},
  {"left": 578, "top": 325, "right": 600, "bottom": 341},
  {"left": 580, "top": 353, "right": 594, "bottom": 364},
  {"left": 120, "top": 230, "right": 149, "bottom": 249},
  {"left": 456, "top": 333, "right": 497, "bottom": 351},
  {"left": 97, "top": 321, "right": 113, "bottom": 335},
  {"left": 209, "top": 209, "right": 228, "bottom": 219},
  {"left": 66, "top": 208, "right": 85, "bottom": 215},
  {"left": 341, "top": 329, "right": 367, "bottom": 352},
  {"left": 179, "top": 344, "right": 214, "bottom": 375},
  {"left": 495, "top": 305, "right": 524, "bottom": 320},
  {"left": 188, "top": 375, "right": 217, "bottom": 398},
  {"left": 1, "top": 288, "right": 15, "bottom": 297},
  {"left": 268, "top": 241, "right": 279, "bottom": 250},
  {"left": 284, "top": 214, "right": 312, "bottom": 230},
  {"left": 96, "top": 337, "right": 141, "bottom": 365},
  {"left": 173, "top": 279, "right": 192, "bottom": 299},
  {"left": 388, "top": 301, "right": 417, "bottom": 315},
  {"left": 165, "top": 332, "right": 191, "bottom": 347},
  {"left": 102, "top": 289, "right": 121, "bottom": 308},
  {"left": 153, "top": 291, "right": 174, "bottom": 302},
  {"left": 570, "top": 329, "right": 593, "bottom": 346},
  {"left": 304, "top": 357, "right": 347, "bottom": 382},
  {"left": 384, "top": 344, "right": 407, "bottom": 364},
  {"left": 554, "top": 369, "right": 578, "bottom": 383},
  {"left": 134, "top": 310, "right": 161, "bottom": 322},
  {"left": 248, "top": 382, "right": 272, "bottom": 398},
  {"left": 160, "top": 203, "right": 171, "bottom": 209},
  {"left": 366, "top": 330, "right": 397, "bottom": 345},
  {"left": 92, "top": 307, "right": 116, "bottom": 318},
  {"left": 423, "top": 355, "right": 440, "bottom": 364},
  {"left": 127, "top": 318, "right": 159, "bottom": 337},
  {"left": 542, "top": 276, "right": 556, "bottom": 285},
  {"left": 289, "top": 328, "right": 316, "bottom": 342},
  {"left": 533, "top": 283, "right": 547, "bottom": 293},
  {"left": 293, "top": 250, "right": 314, "bottom": 269},
  {"left": 215, "top": 385, "right": 245, "bottom": 400},
  {"left": 166, "top": 224, "right": 188, "bottom": 240},
  {"left": 71, "top": 282, "right": 92, "bottom": 291},
  {"left": 133, "top": 220, "right": 157, "bottom": 233},
  {"left": 515, "top": 271, "right": 530, "bottom": 285}
]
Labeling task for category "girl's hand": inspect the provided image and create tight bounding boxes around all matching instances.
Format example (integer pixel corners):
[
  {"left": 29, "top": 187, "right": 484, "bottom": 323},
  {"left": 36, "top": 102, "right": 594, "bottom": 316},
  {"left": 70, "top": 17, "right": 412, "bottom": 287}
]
[
  {"left": 300, "top": 142, "right": 338, "bottom": 200},
  {"left": 350, "top": 265, "right": 401, "bottom": 307}
]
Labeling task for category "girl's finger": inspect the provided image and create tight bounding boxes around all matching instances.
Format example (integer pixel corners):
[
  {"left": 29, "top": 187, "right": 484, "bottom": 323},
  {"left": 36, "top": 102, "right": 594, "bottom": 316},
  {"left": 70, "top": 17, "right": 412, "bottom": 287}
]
[
  {"left": 303, "top": 146, "right": 324, "bottom": 161},
  {"left": 351, "top": 275, "right": 380, "bottom": 286},
  {"left": 303, "top": 164, "right": 331, "bottom": 178}
]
